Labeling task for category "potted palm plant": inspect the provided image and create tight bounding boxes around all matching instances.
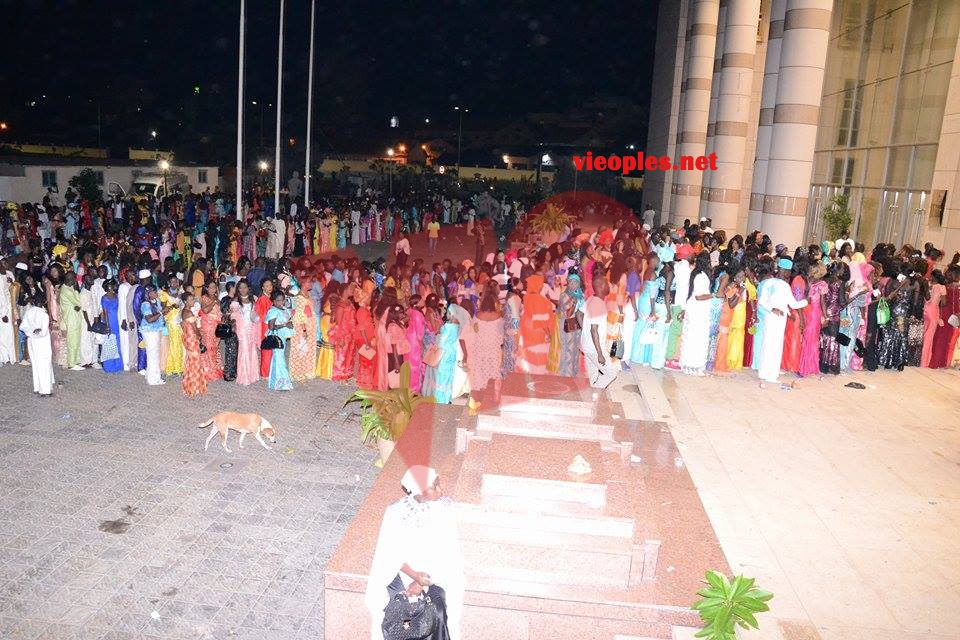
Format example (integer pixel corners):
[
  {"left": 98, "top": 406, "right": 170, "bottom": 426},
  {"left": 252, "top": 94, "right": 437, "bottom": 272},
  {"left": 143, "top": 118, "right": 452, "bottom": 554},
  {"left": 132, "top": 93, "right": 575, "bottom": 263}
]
[
  {"left": 692, "top": 570, "right": 773, "bottom": 640},
  {"left": 346, "top": 362, "right": 433, "bottom": 464}
]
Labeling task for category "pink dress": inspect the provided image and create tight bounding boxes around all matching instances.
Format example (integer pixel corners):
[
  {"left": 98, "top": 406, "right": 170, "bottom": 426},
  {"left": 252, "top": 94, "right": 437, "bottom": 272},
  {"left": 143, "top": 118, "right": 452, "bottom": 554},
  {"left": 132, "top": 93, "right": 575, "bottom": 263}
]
[
  {"left": 405, "top": 308, "right": 427, "bottom": 394},
  {"left": 798, "top": 280, "right": 826, "bottom": 377},
  {"left": 231, "top": 300, "right": 260, "bottom": 385},
  {"left": 922, "top": 283, "right": 946, "bottom": 367}
]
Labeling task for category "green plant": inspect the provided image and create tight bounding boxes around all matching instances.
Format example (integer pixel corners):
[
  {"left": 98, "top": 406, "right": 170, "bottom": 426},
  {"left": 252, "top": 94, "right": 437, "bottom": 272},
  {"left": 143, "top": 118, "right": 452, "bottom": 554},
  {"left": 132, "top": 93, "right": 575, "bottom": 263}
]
[
  {"left": 345, "top": 362, "right": 432, "bottom": 443},
  {"left": 822, "top": 193, "right": 853, "bottom": 240},
  {"left": 68, "top": 168, "right": 104, "bottom": 204},
  {"left": 529, "top": 202, "right": 573, "bottom": 235},
  {"left": 692, "top": 571, "right": 773, "bottom": 640}
]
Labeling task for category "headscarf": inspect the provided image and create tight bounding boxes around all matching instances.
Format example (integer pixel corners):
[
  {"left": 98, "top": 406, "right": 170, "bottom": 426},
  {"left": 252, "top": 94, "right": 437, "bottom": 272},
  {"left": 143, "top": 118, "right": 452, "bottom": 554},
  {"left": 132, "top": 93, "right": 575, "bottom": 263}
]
[{"left": 566, "top": 273, "right": 585, "bottom": 302}]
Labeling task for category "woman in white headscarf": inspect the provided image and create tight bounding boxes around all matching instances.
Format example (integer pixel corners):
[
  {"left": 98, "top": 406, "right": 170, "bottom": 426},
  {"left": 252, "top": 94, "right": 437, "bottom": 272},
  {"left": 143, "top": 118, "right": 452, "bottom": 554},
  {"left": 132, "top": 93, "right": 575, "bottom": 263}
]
[{"left": 365, "top": 466, "right": 464, "bottom": 640}]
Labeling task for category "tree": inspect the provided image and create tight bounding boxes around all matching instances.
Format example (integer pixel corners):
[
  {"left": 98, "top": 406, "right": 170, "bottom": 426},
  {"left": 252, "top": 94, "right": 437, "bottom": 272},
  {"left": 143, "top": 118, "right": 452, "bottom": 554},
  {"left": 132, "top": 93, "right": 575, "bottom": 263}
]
[
  {"left": 68, "top": 168, "right": 104, "bottom": 203},
  {"left": 821, "top": 193, "right": 853, "bottom": 240}
]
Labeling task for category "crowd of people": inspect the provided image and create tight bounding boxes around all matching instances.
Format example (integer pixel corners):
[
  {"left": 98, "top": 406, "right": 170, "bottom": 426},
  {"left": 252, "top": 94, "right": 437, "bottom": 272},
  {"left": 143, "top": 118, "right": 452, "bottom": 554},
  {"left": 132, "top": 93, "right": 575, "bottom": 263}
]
[{"left": 2, "top": 182, "right": 959, "bottom": 402}]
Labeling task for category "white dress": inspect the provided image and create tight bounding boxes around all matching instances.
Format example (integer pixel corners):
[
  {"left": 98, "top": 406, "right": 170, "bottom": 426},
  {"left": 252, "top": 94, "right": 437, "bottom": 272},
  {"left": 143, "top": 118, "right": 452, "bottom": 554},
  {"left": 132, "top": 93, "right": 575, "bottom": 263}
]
[
  {"left": 20, "top": 306, "right": 54, "bottom": 394},
  {"left": 679, "top": 272, "right": 712, "bottom": 374}
]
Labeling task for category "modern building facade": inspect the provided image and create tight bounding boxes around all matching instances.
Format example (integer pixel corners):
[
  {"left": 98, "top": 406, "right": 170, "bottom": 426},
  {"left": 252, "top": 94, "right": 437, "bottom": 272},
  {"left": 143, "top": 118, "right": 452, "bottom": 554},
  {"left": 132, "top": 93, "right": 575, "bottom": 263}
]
[{"left": 645, "top": 0, "right": 960, "bottom": 251}]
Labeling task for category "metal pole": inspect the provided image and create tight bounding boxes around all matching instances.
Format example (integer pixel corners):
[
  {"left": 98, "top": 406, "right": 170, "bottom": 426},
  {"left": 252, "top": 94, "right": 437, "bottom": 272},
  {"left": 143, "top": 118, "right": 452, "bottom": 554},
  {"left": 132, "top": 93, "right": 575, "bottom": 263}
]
[
  {"left": 274, "top": 0, "right": 285, "bottom": 215},
  {"left": 455, "top": 110, "right": 463, "bottom": 181},
  {"left": 235, "top": 0, "right": 245, "bottom": 220},
  {"left": 304, "top": 0, "right": 316, "bottom": 207}
]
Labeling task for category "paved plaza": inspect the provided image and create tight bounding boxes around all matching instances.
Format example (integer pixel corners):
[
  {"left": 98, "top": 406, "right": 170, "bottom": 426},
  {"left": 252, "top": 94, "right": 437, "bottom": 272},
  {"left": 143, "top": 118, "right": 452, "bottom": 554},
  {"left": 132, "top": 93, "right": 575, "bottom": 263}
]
[
  {"left": 0, "top": 366, "right": 377, "bottom": 639},
  {"left": 1, "top": 360, "right": 958, "bottom": 640}
]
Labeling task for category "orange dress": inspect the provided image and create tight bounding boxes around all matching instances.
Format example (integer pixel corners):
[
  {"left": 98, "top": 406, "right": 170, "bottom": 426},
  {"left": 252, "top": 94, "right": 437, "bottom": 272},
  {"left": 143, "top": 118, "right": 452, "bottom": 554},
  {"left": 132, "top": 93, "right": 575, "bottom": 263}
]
[
  {"left": 182, "top": 317, "right": 207, "bottom": 397},
  {"left": 519, "top": 275, "right": 554, "bottom": 374}
]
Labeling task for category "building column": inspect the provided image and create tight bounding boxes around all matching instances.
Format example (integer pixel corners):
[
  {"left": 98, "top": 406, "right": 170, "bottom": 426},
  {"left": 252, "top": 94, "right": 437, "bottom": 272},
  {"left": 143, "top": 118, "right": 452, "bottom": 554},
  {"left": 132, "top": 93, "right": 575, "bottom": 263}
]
[
  {"left": 671, "top": 0, "right": 721, "bottom": 225},
  {"left": 699, "top": 0, "right": 728, "bottom": 220},
  {"left": 748, "top": 0, "right": 786, "bottom": 232},
  {"left": 760, "top": 0, "right": 832, "bottom": 246},
  {"left": 706, "top": 0, "right": 761, "bottom": 233}
]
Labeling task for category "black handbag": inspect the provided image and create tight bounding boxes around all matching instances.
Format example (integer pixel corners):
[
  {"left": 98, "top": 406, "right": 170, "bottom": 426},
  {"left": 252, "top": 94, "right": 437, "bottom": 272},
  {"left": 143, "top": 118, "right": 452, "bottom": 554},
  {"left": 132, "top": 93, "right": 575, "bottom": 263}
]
[
  {"left": 836, "top": 332, "right": 851, "bottom": 347},
  {"left": 382, "top": 590, "right": 442, "bottom": 640},
  {"left": 215, "top": 322, "right": 235, "bottom": 339},
  {"left": 609, "top": 338, "right": 625, "bottom": 359},
  {"left": 90, "top": 319, "right": 110, "bottom": 335},
  {"left": 260, "top": 334, "right": 283, "bottom": 350}
]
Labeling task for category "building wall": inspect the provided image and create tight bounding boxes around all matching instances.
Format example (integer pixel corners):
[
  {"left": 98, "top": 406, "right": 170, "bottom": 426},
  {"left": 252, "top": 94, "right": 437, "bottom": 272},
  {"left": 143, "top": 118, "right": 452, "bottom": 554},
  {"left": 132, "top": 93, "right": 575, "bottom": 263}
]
[
  {"left": 0, "top": 163, "right": 219, "bottom": 203},
  {"left": 643, "top": 0, "right": 689, "bottom": 224},
  {"left": 928, "top": 26, "right": 960, "bottom": 252},
  {"left": 807, "top": 0, "right": 960, "bottom": 248}
]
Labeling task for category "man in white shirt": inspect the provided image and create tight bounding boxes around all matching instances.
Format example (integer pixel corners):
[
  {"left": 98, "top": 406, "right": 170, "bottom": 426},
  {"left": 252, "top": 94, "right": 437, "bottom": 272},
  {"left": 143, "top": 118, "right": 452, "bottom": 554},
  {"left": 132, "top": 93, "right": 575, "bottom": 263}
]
[
  {"left": 757, "top": 259, "right": 808, "bottom": 385},
  {"left": 834, "top": 230, "right": 854, "bottom": 253},
  {"left": 579, "top": 275, "right": 619, "bottom": 389},
  {"left": 642, "top": 204, "right": 656, "bottom": 228}
]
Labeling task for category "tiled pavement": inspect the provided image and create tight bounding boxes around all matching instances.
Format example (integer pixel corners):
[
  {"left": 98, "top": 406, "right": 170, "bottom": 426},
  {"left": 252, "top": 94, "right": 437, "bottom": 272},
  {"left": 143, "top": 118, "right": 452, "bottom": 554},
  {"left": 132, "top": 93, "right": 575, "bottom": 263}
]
[{"left": 0, "top": 365, "right": 378, "bottom": 639}]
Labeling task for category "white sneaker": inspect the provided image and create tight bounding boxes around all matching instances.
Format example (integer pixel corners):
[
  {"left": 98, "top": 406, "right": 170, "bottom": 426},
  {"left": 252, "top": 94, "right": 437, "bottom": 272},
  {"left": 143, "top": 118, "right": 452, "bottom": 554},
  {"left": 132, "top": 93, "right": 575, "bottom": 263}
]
[
  {"left": 19, "top": 360, "right": 29, "bottom": 366},
  {"left": 70, "top": 365, "right": 85, "bottom": 371},
  {"left": 139, "top": 369, "right": 147, "bottom": 376},
  {"left": 91, "top": 363, "right": 102, "bottom": 370}
]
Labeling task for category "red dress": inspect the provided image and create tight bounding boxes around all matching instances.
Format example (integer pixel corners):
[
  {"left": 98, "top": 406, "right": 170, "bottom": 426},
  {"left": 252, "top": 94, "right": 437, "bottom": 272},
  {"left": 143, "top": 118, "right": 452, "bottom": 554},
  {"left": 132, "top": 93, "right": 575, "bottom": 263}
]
[
  {"left": 199, "top": 302, "right": 224, "bottom": 381},
  {"left": 256, "top": 294, "right": 274, "bottom": 378},
  {"left": 331, "top": 301, "right": 357, "bottom": 381},
  {"left": 930, "top": 284, "right": 960, "bottom": 368},
  {"left": 354, "top": 307, "right": 378, "bottom": 389},
  {"left": 780, "top": 275, "right": 804, "bottom": 373},
  {"left": 182, "top": 318, "right": 207, "bottom": 397}
]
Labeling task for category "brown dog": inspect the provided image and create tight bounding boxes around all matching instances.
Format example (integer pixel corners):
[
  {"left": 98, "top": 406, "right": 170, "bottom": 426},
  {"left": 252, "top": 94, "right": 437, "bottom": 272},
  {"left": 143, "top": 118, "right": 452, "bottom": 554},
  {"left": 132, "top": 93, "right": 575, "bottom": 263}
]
[{"left": 198, "top": 412, "right": 277, "bottom": 453}]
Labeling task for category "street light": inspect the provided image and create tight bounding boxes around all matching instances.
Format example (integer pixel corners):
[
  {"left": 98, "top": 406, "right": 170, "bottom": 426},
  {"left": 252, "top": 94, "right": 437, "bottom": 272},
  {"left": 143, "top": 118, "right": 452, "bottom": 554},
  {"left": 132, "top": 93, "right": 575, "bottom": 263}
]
[
  {"left": 0, "top": 122, "right": 8, "bottom": 131},
  {"left": 258, "top": 160, "right": 269, "bottom": 186},
  {"left": 150, "top": 130, "right": 157, "bottom": 139},
  {"left": 158, "top": 160, "right": 170, "bottom": 198},
  {"left": 386, "top": 148, "right": 395, "bottom": 157},
  {"left": 398, "top": 144, "right": 406, "bottom": 153},
  {"left": 454, "top": 106, "right": 469, "bottom": 181}
]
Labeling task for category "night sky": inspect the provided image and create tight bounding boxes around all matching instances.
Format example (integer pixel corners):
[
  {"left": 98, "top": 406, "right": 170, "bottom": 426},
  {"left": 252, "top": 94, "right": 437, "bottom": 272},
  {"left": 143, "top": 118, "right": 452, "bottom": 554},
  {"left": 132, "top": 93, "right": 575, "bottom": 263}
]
[{"left": 1, "top": 0, "right": 659, "bottom": 163}]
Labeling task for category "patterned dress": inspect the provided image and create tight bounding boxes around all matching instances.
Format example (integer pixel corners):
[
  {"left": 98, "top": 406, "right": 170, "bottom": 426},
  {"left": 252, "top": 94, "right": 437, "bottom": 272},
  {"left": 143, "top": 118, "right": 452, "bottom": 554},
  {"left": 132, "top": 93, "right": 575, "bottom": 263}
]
[
  {"left": 181, "top": 317, "right": 207, "bottom": 398},
  {"left": 265, "top": 306, "right": 294, "bottom": 391},
  {"left": 501, "top": 294, "right": 520, "bottom": 377},
  {"left": 198, "top": 302, "right": 224, "bottom": 381},
  {"left": 878, "top": 287, "right": 911, "bottom": 370},
  {"left": 556, "top": 290, "right": 582, "bottom": 377},
  {"left": 330, "top": 300, "right": 357, "bottom": 381},
  {"left": 289, "top": 294, "right": 317, "bottom": 382},
  {"left": 818, "top": 280, "right": 842, "bottom": 375},
  {"left": 315, "top": 300, "right": 335, "bottom": 380}
]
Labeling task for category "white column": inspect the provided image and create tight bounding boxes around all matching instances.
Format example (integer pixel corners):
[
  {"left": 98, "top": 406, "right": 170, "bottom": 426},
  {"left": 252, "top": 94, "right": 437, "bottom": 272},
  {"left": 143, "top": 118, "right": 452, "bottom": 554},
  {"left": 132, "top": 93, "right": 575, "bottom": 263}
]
[
  {"left": 761, "top": 0, "right": 832, "bottom": 246},
  {"left": 706, "top": 0, "right": 762, "bottom": 233},
  {"left": 235, "top": 0, "right": 245, "bottom": 220},
  {"left": 304, "top": 0, "right": 316, "bottom": 208},
  {"left": 700, "top": 0, "right": 728, "bottom": 220},
  {"left": 671, "top": 0, "right": 721, "bottom": 224},
  {"left": 274, "top": 0, "right": 285, "bottom": 215},
  {"left": 748, "top": 0, "right": 786, "bottom": 232}
]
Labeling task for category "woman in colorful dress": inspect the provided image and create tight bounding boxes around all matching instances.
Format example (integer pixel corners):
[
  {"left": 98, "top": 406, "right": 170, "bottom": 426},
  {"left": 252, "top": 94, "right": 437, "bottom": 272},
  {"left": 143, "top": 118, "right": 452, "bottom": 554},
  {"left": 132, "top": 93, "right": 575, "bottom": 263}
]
[
  {"left": 465, "top": 283, "right": 505, "bottom": 406},
  {"left": 797, "top": 263, "right": 826, "bottom": 377},
  {"left": 256, "top": 279, "right": 275, "bottom": 378},
  {"left": 198, "top": 281, "right": 224, "bottom": 381},
  {"left": 433, "top": 307, "right": 467, "bottom": 404},
  {"left": 181, "top": 292, "right": 207, "bottom": 398},
  {"left": 354, "top": 280, "right": 378, "bottom": 389},
  {"left": 714, "top": 263, "right": 745, "bottom": 373},
  {"left": 265, "top": 290, "right": 295, "bottom": 390},
  {"left": 555, "top": 274, "right": 583, "bottom": 376},
  {"left": 420, "top": 294, "right": 445, "bottom": 397},
  {"left": 841, "top": 262, "right": 871, "bottom": 371},
  {"left": 519, "top": 274, "right": 553, "bottom": 374},
  {"left": 316, "top": 284, "right": 339, "bottom": 380},
  {"left": 877, "top": 261, "right": 914, "bottom": 371},
  {"left": 383, "top": 304, "right": 411, "bottom": 389},
  {"left": 331, "top": 283, "right": 358, "bottom": 381},
  {"left": 288, "top": 284, "right": 317, "bottom": 382},
  {"left": 921, "top": 269, "right": 947, "bottom": 367},
  {"left": 679, "top": 252, "right": 714, "bottom": 376},
  {"left": 405, "top": 295, "right": 427, "bottom": 393},
  {"left": 98, "top": 279, "right": 125, "bottom": 373},
  {"left": 929, "top": 264, "right": 960, "bottom": 368},
  {"left": 501, "top": 278, "right": 522, "bottom": 377},
  {"left": 43, "top": 265, "right": 67, "bottom": 369},
  {"left": 780, "top": 261, "right": 806, "bottom": 374},
  {"left": 159, "top": 279, "right": 184, "bottom": 377},
  {"left": 231, "top": 279, "right": 260, "bottom": 385}
]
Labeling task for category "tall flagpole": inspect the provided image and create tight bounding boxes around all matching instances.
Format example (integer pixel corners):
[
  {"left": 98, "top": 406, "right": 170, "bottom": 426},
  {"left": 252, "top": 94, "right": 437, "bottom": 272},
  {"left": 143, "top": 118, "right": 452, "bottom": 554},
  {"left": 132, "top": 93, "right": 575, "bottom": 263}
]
[
  {"left": 235, "top": 0, "right": 245, "bottom": 220},
  {"left": 304, "top": 0, "right": 316, "bottom": 208},
  {"left": 274, "top": 0, "right": 285, "bottom": 215}
]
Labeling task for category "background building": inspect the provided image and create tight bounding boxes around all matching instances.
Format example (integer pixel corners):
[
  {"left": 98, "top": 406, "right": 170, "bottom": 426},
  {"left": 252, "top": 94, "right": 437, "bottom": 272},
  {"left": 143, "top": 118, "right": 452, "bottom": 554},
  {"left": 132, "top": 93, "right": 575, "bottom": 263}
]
[{"left": 646, "top": 0, "right": 960, "bottom": 251}]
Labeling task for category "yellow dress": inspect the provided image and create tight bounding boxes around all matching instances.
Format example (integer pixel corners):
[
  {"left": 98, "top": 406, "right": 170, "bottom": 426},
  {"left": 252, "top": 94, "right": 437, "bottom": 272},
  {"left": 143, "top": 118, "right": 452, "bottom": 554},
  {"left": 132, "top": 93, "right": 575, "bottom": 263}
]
[
  {"left": 160, "top": 291, "right": 184, "bottom": 375},
  {"left": 327, "top": 217, "right": 338, "bottom": 252},
  {"left": 726, "top": 292, "right": 747, "bottom": 371},
  {"left": 315, "top": 301, "right": 335, "bottom": 379}
]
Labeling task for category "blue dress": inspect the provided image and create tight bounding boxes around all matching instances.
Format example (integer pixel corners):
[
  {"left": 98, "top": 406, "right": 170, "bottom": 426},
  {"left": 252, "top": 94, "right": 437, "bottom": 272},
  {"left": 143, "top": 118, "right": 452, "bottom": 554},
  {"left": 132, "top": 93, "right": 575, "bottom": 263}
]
[
  {"left": 265, "top": 307, "right": 294, "bottom": 390},
  {"left": 752, "top": 279, "right": 771, "bottom": 370},
  {"left": 432, "top": 323, "right": 460, "bottom": 404},
  {"left": 630, "top": 277, "right": 660, "bottom": 364},
  {"left": 100, "top": 295, "right": 124, "bottom": 373}
]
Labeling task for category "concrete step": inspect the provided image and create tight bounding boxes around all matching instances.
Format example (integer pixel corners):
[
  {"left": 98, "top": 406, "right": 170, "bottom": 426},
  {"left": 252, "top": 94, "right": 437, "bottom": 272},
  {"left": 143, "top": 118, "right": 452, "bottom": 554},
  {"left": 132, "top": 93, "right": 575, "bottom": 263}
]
[
  {"left": 498, "top": 395, "right": 595, "bottom": 418},
  {"left": 455, "top": 502, "right": 634, "bottom": 539},
  {"left": 481, "top": 473, "right": 607, "bottom": 509},
  {"left": 477, "top": 413, "right": 616, "bottom": 442},
  {"left": 459, "top": 520, "right": 634, "bottom": 555},
  {"left": 461, "top": 539, "right": 631, "bottom": 589}
]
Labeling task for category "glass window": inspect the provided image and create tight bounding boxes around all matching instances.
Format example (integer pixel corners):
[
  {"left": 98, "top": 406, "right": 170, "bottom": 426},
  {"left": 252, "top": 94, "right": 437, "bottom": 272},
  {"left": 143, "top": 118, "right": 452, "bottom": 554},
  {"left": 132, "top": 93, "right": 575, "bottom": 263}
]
[
  {"left": 930, "top": 0, "right": 960, "bottom": 66},
  {"left": 892, "top": 70, "right": 922, "bottom": 144},
  {"left": 864, "top": 5, "right": 909, "bottom": 83},
  {"left": 886, "top": 146, "right": 913, "bottom": 188},
  {"left": 916, "top": 62, "right": 950, "bottom": 143},
  {"left": 836, "top": 81, "right": 858, "bottom": 146},
  {"left": 817, "top": 93, "right": 841, "bottom": 150},
  {"left": 857, "top": 188, "right": 881, "bottom": 247},
  {"left": 868, "top": 78, "right": 897, "bottom": 146},
  {"left": 910, "top": 144, "right": 938, "bottom": 190},
  {"left": 813, "top": 152, "right": 831, "bottom": 184},
  {"left": 831, "top": 156, "right": 846, "bottom": 184},
  {"left": 903, "top": 0, "right": 935, "bottom": 73},
  {"left": 41, "top": 170, "right": 57, "bottom": 188},
  {"left": 864, "top": 148, "right": 888, "bottom": 188},
  {"left": 198, "top": 169, "right": 208, "bottom": 183}
]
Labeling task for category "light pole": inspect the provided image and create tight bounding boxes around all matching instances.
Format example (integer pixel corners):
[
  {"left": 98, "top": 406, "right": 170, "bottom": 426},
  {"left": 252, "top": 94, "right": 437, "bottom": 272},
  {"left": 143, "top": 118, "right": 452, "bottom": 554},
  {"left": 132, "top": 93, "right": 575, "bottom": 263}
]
[
  {"left": 159, "top": 159, "right": 170, "bottom": 199},
  {"left": 386, "top": 148, "right": 395, "bottom": 195},
  {"left": 274, "top": 0, "right": 285, "bottom": 215},
  {"left": 304, "top": 0, "right": 316, "bottom": 207},
  {"left": 454, "top": 106, "right": 468, "bottom": 182},
  {"left": 235, "top": 0, "right": 245, "bottom": 219}
]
